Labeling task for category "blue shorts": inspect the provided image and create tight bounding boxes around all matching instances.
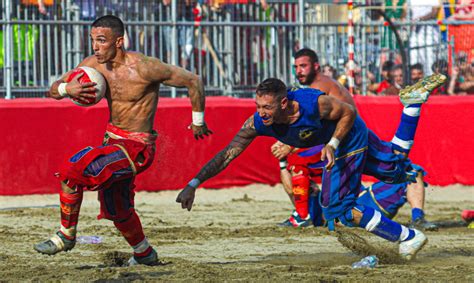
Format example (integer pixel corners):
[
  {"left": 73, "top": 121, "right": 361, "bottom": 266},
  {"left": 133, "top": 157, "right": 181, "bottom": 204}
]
[
  {"left": 320, "top": 126, "right": 418, "bottom": 222},
  {"left": 364, "top": 130, "right": 413, "bottom": 184},
  {"left": 320, "top": 117, "right": 369, "bottom": 222},
  {"left": 357, "top": 182, "right": 408, "bottom": 219},
  {"left": 320, "top": 147, "right": 368, "bottom": 222},
  {"left": 357, "top": 163, "right": 426, "bottom": 218}
]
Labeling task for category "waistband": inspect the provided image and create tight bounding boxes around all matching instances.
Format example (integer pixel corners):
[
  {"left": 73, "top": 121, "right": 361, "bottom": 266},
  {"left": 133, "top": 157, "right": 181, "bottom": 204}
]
[{"left": 106, "top": 123, "right": 157, "bottom": 145}]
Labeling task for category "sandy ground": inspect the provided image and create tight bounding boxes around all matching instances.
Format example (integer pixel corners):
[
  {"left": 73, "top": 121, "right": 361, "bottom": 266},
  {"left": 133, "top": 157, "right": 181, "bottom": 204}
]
[{"left": 0, "top": 184, "right": 473, "bottom": 281}]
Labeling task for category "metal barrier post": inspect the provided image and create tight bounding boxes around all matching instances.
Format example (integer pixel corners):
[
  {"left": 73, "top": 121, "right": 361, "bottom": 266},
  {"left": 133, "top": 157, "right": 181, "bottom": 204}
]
[
  {"left": 71, "top": 2, "right": 82, "bottom": 67},
  {"left": 347, "top": 0, "right": 355, "bottom": 95},
  {"left": 450, "top": 34, "right": 455, "bottom": 70},
  {"left": 361, "top": 1, "right": 367, "bottom": 96},
  {"left": 299, "top": 0, "right": 304, "bottom": 48},
  {"left": 4, "top": 0, "right": 13, "bottom": 99},
  {"left": 224, "top": 11, "right": 233, "bottom": 96},
  {"left": 64, "top": 0, "right": 72, "bottom": 72},
  {"left": 170, "top": 0, "right": 177, "bottom": 98}
]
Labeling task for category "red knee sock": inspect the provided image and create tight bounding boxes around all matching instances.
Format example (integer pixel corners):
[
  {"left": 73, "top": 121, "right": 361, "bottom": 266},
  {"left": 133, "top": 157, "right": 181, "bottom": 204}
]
[
  {"left": 59, "top": 187, "right": 83, "bottom": 239},
  {"left": 114, "top": 210, "right": 152, "bottom": 257},
  {"left": 292, "top": 175, "right": 310, "bottom": 219}
]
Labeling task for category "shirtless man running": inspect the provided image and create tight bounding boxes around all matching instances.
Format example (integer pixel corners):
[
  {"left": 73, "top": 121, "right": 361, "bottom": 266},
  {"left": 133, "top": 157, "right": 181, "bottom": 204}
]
[{"left": 34, "top": 15, "right": 212, "bottom": 266}]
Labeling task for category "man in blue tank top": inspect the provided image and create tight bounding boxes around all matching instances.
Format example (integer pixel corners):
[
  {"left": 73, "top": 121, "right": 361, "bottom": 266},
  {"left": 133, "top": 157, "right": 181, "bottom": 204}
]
[
  {"left": 273, "top": 48, "right": 441, "bottom": 230},
  {"left": 177, "top": 78, "right": 430, "bottom": 261}
]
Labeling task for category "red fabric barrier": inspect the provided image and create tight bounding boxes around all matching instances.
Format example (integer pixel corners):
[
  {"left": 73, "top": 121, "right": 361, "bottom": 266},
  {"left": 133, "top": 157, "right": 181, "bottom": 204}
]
[
  {"left": 355, "top": 95, "right": 474, "bottom": 186},
  {"left": 0, "top": 96, "right": 473, "bottom": 195}
]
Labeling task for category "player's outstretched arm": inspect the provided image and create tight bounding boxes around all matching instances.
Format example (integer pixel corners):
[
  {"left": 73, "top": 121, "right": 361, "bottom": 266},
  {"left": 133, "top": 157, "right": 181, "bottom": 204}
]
[
  {"left": 140, "top": 55, "right": 212, "bottom": 139},
  {"left": 176, "top": 115, "right": 258, "bottom": 211},
  {"left": 318, "top": 95, "right": 356, "bottom": 170}
]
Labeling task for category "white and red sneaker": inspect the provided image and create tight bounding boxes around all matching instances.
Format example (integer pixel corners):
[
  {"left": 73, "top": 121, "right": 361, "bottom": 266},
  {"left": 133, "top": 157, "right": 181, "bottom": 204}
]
[{"left": 278, "top": 210, "right": 312, "bottom": 227}]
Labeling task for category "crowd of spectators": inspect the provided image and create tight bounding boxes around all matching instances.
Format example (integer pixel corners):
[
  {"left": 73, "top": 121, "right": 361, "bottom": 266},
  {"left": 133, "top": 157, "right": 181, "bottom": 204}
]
[
  {"left": 2, "top": 0, "right": 473, "bottom": 95},
  {"left": 366, "top": 0, "right": 474, "bottom": 95},
  {"left": 325, "top": 0, "right": 474, "bottom": 96},
  {"left": 326, "top": 55, "right": 473, "bottom": 96}
]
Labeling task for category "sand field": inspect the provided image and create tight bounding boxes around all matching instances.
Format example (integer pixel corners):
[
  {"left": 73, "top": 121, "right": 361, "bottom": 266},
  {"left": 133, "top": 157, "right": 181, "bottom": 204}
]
[{"left": 0, "top": 184, "right": 472, "bottom": 281}]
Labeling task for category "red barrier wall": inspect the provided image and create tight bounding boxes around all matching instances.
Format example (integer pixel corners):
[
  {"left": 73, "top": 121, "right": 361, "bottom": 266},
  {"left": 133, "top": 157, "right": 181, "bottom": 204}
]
[{"left": 1, "top": 96, "right": 473, "bottom": 195}]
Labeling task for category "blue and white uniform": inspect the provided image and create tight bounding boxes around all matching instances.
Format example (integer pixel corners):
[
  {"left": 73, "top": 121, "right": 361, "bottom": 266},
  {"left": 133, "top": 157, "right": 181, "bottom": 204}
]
[
  {"left": 254, "top": 88, "right": 421, "bottom": 246},
  {"left": 254, "top": 88, "right": 369, "bottom": 223}
]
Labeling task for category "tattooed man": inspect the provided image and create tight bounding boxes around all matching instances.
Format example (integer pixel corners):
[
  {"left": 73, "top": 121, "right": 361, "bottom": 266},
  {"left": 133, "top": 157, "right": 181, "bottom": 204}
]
[{"left": 177, "top": 78, "right": 434, "bottom": 261}]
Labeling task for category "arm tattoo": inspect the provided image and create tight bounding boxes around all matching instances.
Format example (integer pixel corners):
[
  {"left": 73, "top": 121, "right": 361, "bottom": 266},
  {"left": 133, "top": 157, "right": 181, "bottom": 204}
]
[{"left": 196, "top": 116, "right": 257, "bottom": 182}]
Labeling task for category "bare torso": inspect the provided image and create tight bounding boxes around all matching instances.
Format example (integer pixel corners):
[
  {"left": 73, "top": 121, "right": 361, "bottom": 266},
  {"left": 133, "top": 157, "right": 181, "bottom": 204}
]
[
  {"left": 309, "top": 74, "right": 357, "bottom": 109},
  {"left": 81, "top": 52, "right": 160, "bottom": 133}
]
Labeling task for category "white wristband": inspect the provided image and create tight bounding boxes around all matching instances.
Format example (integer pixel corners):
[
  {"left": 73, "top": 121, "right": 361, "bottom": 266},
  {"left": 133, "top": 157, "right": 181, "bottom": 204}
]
[
  {"left": 328, "top": 137, "right": 340, "bottom": 150},
  {"left": 58, "top": 83, "right": 68, "bottom": 97},
  {"left": 279, "top": 160, "right": 288, "bottom": 170},
  {"left": 192, "top": 111, "right": 204, "bottom": 126},
  {"left": 188, "top": 178, "right": 201, "bottom": 189}
]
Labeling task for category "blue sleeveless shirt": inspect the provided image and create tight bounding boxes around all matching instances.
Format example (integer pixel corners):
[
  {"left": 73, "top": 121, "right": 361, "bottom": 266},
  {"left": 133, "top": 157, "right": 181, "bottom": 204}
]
[
  {"left": 254, "top": 88, "right": 368, "bottom": 154},
  {"left": 254, "top": 88, "right": 336, "bottom": 148}
]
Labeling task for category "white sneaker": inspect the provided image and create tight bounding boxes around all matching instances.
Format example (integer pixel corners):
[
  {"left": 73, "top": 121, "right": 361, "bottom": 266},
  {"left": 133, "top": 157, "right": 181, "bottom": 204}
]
[{"left": 399, "top": 229, "right": 428, "bottom": 261}]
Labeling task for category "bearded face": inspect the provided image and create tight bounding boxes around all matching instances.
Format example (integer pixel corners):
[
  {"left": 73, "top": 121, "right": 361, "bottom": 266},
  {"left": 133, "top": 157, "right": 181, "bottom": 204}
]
[{"left": 294, "top": 56, "right": 318, "bottom": 85}]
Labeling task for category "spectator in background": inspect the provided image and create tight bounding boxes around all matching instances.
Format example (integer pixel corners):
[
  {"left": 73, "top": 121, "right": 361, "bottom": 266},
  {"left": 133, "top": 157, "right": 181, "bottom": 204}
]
[
  {"left": 337, "top": 60, "right": 363, "bottom": 95},
  {"left": 163, "top": 0, "right": 197, "bottom": 70},
  {"left": 410, "top": 63, "right": 425, "bottom": 84},
  {"left": 450, "top": 0, "right": 474, "bottom": 20},
  {"left": 408, "top": 0, "right": 441, "bottom": 75},
  {"left": 448, "top": 53, "right": 474, "bottom": 95},
  {"left": 19, "top": 0, "right": 50, "bottom": 15},
  {"left": 1, "top": 0, "right": 52, "bottom": 85},
  {"left": 382, "top": 64, "right": 404, "bottom": 95},
  {"left": 366, "top": 69, "right": 379, "bottom": 96},
  {"left": 431, "top": 59, "right": 449, "bottom": 94},
  {"left": 353, "top": 68, "right": 364, "bottom": 95},
  {"left": 321, "top": 64, "right": 338, "bottom": 80},
  {"left": 36, "top": 0, "right": 48, "bottom": 15},
  {"left": 260, "top": 0, "right": 268, "bottom": 9},
  {"left": 380, "top": 0, "right": 406, "bottom": 57},
  {"left": 431, "top": 58, "right": 448, "bottom": 76},
  {"left": 210, "top": 0, "right": 268, "bottom": 12},
  {"left": 375, "top": 60, "right": 395, "bottom": 94},
  {"left": 159, "top": 1, "right": 172, "bottom": 62}
]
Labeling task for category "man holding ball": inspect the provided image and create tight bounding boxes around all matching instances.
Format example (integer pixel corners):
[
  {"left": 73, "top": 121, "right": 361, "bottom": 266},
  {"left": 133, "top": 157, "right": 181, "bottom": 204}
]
[{"left": 34, "top": 15, "right": 212, "bottom": 266}]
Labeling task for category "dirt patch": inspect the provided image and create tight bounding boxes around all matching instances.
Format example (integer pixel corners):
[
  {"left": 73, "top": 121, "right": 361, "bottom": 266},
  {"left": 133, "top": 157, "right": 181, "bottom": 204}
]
[
  {"left": 336, "top": 229, "right": 404, "bottom": 264},
  {"left": 0, "top": 184, "right": 473, "bottom": 281}
]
